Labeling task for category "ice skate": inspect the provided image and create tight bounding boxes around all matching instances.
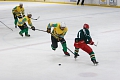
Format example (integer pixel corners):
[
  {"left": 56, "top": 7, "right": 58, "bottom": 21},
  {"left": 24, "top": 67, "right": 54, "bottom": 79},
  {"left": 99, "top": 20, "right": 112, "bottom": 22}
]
[
  {"left": 25, "top": 34, "right": 30, "bottom": 37},
  {"left": 15, "top": 25, "right": 17, "bottom": 28},
  {"left": 74, "top": 53, "right": 79, "bottom": 58},
  {"left": 63, "top": 50, "right": 70, "bottom": 56},
  {"left": 91, "top": 59, "right": 99, "bottom": 65},
  {"left": 19, "top": 32, "right": 23, "bottom": 37}
]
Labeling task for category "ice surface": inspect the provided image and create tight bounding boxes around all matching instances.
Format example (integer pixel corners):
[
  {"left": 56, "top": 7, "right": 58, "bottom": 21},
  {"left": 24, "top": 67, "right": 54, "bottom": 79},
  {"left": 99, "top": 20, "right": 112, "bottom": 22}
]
[{"left": 0, "top": 1, "right": 120, "bottom": 80}]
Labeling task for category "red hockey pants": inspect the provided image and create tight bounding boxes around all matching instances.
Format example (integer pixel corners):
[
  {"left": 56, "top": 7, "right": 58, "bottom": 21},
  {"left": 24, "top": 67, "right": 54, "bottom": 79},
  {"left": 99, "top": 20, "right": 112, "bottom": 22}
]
[{"left": 74, "top": 41, "right": 93, "bottom": 54}]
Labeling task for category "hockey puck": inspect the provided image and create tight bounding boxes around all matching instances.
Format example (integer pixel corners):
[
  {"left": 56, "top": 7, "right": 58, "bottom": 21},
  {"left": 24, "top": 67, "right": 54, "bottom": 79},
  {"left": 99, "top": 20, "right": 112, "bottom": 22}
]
[{"left": 58, "top": 64, "right": 61, "bottom": 66}]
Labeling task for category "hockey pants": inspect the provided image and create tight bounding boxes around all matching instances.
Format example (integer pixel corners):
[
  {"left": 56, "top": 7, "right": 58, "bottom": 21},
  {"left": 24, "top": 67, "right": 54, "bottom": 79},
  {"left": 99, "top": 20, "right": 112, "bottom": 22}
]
[
  {"left": 18, "top": 23, "right": 29, "bottom": 35},
  {"left": 51, "top": 36, "right": 67, "bottom": 52}
]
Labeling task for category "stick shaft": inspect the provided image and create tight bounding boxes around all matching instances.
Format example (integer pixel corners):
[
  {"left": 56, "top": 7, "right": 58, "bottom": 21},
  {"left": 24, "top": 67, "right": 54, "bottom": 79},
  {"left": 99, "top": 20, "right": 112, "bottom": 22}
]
[
  {"left": 67, "top": 47, "right": 74, "bottom": 54},
  {"left": 94, "top": 42, "right": 98, "bottom": 47},
  {"left": 31, "top": 16, "right": 40, "bottom": 20},
  {"left": 0, "top": 21, "right": 13, "bottom": 31},
  {"left": 35, "top": 29, "right": 46, "bottom": 32},
  {"left": 33, "top": 29, "right": 75, "bottom": 55}
]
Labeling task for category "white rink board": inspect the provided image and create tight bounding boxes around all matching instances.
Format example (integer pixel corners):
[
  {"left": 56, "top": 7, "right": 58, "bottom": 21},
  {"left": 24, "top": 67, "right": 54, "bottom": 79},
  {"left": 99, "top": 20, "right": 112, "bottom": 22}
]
[{"left": 43, "top": 0, "right": 120, "bottom": 6}]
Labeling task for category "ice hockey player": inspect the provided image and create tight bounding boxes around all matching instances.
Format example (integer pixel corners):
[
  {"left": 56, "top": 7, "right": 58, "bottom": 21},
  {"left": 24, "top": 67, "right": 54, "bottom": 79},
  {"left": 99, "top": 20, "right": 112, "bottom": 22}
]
[
  {"left": 46, "top": 22, "right": 70, "bottom": 56},
  {"left": 12, "top": 3, "right": 25, "bottom": 28},
  {"left": 74, "top": 23, "right": 98, "bottom": 65},
  {"left": 17, "top": 13, "right": 35, "bottom": 37},
  {"left": 77, "top": 0, "right": 85, "bottom": 5}
]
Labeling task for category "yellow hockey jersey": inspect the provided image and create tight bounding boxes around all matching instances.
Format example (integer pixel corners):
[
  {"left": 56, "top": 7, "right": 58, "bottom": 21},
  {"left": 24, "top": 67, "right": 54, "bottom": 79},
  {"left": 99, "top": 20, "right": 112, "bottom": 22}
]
[
  {"left": 47, "top": 23, "right": 68, "bottom": 38},
  {"left": 17, "top": 16, "right": 33, "bottom": 27},
  {"left": 12, "top": 6, "right": 24, "bottom": 16}
]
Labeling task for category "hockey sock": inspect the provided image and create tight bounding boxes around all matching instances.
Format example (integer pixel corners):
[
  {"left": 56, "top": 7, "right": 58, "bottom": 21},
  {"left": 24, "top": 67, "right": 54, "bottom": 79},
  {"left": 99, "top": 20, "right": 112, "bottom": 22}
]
[
  {"left": 62, "top": 42, "right": 67, "bottom": 52},
  {"left": 25, "top": 27, "right": 29, "bottom": 35},
  {"left": 74, "top": 48, "right": 79, "bottom": 54},
  {"left": 89, "top": 51, "right": 96, "bottom": 60},
  {"left": 14, "top": 18, "right": 18, "bottom": 26},
  {"left": 20, "top": 29, "right": 26, "bottom": 34}
]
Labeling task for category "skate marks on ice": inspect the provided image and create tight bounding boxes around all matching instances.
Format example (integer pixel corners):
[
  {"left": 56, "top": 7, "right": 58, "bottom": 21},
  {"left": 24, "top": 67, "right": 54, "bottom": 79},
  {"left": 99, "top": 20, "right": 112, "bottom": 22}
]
[{"left": 79, "top": 72, "right": 98, "bottom": 77}]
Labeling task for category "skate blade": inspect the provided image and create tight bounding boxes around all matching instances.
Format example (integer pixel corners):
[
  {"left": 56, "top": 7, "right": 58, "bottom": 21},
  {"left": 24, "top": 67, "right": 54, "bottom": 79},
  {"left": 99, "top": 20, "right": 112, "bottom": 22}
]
[{"left": 94, "top": 62, "right": 99, "bottom": 66}]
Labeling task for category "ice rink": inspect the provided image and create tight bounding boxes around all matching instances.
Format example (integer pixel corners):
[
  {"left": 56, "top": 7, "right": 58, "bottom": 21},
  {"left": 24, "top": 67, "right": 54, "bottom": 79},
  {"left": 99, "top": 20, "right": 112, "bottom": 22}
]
[{"left": 0, "top": 1, "right": 120, "bottom": 80}]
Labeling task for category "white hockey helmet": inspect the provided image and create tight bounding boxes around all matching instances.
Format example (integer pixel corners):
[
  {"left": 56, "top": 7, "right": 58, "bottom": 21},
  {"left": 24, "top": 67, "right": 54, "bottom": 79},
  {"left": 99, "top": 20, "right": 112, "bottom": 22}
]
[{"left": 60, "top": 22, "right": 66, "bottom": 28}]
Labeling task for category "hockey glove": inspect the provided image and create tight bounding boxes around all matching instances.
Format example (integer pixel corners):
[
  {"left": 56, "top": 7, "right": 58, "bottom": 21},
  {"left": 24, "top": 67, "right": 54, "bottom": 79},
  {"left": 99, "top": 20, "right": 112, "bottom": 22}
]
[
  {"left": 89, "top": 39, "right": 94, "bottom": 45},
  {"left": 75, "top": 38, "right": 80, "bottom": 42},
  {"left": 47, "top": 28, "right": 51, "bottom": 33},
  {"left": 23, "top": 15, "right": 25, "bottom": 17},
  {"left": 58, "top": 37, "right": 63, "bottom": 42},
  {"left": 31, "top": 26, "right": 35, "bottom": 31}
]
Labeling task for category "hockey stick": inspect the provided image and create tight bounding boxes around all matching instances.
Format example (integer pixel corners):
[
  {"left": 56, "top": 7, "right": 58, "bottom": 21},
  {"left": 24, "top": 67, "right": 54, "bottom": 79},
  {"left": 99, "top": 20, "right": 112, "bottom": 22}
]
[
  {"left": 30, "top": 28, "right": 75, "bottom": 55},
  {"left": 94, "top": 44, "right": 97, "bottom": 46},
  {"left": 29, "top": 28, "right": 46, "bottom": 32},
  {"left": 0, "top": 21, "right": 13, "bottom": 31},
  {"left": 31, "top": 16, "right": 40, "bottom": 20},
  {"left": 67, "top": 47, "right": 74, "bottom": 55},
  {"left": 35, "top": 29, "right": 46, "bottom": 32},
  {"left": 94, "top": 42, "right": 98, "bottom": 47}
]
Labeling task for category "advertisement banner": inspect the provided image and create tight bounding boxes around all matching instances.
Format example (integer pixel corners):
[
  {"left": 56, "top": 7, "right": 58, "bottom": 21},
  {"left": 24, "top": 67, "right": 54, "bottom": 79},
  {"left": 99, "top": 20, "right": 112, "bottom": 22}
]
[
  {"left": 99, "top": 0, "right": 107, "bottom": 5},
  {"left": 109, "top": 0, "right": 117, "bottom": 6}
]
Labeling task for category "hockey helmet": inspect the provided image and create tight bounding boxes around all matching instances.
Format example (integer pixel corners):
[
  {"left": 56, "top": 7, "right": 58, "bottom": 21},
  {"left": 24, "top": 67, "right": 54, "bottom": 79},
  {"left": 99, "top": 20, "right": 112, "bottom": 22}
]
[
  {"left": 83, "top": 24, "right": 89, "bottom": 29},
  {"left": 19, "top": 3, "right": 23, "bottom": 8},
  {"left": 27, "top": 13, "right": 32, "bottom": 18},
  {"left": 60, "top": 22, "right": 66, "bottom": 28}
]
